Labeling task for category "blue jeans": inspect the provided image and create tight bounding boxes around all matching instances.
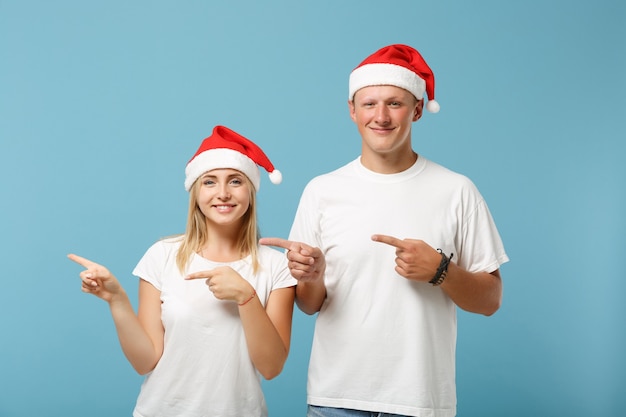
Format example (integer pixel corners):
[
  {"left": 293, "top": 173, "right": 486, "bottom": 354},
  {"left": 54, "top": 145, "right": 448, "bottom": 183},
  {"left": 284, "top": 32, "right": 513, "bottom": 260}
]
[{"left": 307, "top": 405, "right": 411, "bottom": 417}]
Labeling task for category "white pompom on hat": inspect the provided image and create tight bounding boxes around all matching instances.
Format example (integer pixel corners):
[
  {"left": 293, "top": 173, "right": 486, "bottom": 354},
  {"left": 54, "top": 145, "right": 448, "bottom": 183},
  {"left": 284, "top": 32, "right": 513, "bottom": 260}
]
[
  {"left": 349, "top": 44, "right": 440, "bottom": 113},
  {"left": 184, "top": 125, "right": 282, "bottom": 192}
]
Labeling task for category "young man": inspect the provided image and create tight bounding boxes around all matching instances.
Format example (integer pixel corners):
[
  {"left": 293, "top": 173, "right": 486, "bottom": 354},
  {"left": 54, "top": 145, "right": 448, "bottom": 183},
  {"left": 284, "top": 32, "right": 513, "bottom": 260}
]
[{"left": 261, "top": 44, "right": 509, "bottom": 417}]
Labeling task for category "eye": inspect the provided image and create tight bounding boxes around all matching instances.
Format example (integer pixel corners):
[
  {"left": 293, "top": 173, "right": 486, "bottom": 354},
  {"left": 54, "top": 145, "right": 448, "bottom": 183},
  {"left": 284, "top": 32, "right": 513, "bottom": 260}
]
[
  {"left": 202, "top": 178, "right": 216, "bottom": 186},
  {"left": 229, "top": 177, "right": 243, "bottom": 186}
]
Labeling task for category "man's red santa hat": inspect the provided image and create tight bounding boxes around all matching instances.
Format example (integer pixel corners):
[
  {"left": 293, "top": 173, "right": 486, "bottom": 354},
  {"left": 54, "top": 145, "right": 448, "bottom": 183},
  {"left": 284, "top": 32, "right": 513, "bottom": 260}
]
[
  {"left": 185, "top": 125, "right": 282, "bottom": 191},
  {"left": 349, "top": 44, "right": 440, "bottom": 113}
]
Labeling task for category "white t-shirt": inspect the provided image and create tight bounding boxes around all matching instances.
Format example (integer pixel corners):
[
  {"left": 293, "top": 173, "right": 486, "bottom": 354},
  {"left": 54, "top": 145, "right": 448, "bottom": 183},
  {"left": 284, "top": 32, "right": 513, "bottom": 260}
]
[
  {"left": 289, "top": 156, "right": 509, "bottom": 417},
  {"left": 131, "top": 237, "right": 296, "bottom": 417}
]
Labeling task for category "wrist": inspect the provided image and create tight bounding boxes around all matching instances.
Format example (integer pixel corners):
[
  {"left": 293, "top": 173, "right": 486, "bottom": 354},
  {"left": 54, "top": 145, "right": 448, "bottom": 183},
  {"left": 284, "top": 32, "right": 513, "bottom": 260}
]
[
  {"left": 429, "top": 249, "right": 454, "bottom": 286},
  {"left": 107, "top": 286, "right": 127, "bottom": 301},
  {"left": 238, "top": 288, "right": 257, "bottom": 306},
  {"left": 107, "top": 290, "right": 131, "bottom": 310}
]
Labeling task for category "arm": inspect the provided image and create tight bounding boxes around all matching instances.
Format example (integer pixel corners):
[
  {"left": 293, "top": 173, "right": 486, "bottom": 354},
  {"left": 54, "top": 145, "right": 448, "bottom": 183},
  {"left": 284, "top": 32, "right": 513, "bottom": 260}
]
[
  {"left": 117, "top": 279, "right": 164, "bottom": 374},
  {"left": 67, "top": 254, "right": 164, "bottom": 374},
  {"left": 295, "top": 276, "right": 326, "bottom": 315},
  {"left": 440, "top": 264, "right": 501, "bottom": 316},
  {"left": 238, "top": 286, "right": 295, "bottom": 379}
]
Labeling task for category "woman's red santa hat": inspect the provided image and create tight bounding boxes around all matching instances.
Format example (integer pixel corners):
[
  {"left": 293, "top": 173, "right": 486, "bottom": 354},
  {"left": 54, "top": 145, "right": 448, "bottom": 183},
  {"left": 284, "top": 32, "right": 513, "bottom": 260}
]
[
  {"left": 184, "top": 125, "right": 282, "bottom": 191},
  {"left": 348, "top": 44, "right": 440, "bottom": 113}
]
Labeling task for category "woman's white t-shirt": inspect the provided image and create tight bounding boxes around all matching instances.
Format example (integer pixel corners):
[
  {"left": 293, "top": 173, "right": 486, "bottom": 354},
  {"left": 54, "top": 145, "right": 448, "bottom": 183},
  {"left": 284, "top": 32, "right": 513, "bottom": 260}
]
[{"left": 131, "top": 238, "right": 296, "bottom": 417}]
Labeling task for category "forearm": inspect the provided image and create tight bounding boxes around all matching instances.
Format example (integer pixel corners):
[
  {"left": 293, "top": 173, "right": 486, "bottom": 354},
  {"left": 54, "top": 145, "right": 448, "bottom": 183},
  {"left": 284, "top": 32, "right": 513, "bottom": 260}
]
[
  {"left": 295, "top": 280, "right": 326, "bottom": 315},
  {"left": 108, "top": 293, "right": 161, "bottom": 374},
  {"left": 439, "top": 264, "right": 502, "bottom": 316},
  {"left": 238, "top": 297, "right": 289, "bottom": 380}
]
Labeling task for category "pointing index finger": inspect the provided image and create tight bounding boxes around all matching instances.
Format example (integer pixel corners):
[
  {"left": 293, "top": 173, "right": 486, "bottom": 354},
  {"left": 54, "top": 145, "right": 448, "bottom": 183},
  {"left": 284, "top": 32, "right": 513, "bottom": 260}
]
[
  {"left": 371, "top": 234, "right": 406, "bottom": 249},
  {"left": 185, "top": 270, "right": 215, "bottom": 281},
  {"left": 259, "top": 237, "right": 299, "bottom": 252},
  {"left": 67, "top": 253, "right": 95, "bottom": 268}
]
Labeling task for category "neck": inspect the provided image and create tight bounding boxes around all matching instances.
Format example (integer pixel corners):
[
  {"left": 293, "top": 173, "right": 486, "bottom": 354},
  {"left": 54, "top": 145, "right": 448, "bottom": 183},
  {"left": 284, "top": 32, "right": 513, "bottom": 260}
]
[
  {"left": 199, "top": 226, "right": 244, "bottom": 262},
  {"left": 360, "top": 150, "right": 418, "bottom": 174}
]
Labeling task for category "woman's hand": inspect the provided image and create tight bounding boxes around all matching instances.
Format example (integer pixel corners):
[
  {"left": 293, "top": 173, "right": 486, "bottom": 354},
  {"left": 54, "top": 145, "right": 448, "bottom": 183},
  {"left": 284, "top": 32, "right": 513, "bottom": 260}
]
[
  {"left": 67, "top": 253, "right": 125, "bottom": 303},
  {"left": 186, "top": 266, "right": 254, "bottom": 304}
]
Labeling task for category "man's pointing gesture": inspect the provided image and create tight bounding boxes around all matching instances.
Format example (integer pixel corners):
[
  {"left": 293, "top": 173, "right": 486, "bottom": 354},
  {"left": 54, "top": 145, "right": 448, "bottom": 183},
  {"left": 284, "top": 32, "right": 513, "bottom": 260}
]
[
  {"left": 259, "top": 237, "right": 326, "bottom": 282},
  {"left": 259, "top": 237, "right": 326, "bottom": 314},
  {"left": 371, "top": 234, "right": 442, "bottom": 283}
]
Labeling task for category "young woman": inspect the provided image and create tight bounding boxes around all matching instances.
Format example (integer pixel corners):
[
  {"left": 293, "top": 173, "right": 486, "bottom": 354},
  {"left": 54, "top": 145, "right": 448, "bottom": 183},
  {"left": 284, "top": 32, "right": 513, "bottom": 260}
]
[{"left": 68, "top": 125, "right": 296, "bottom": 417}]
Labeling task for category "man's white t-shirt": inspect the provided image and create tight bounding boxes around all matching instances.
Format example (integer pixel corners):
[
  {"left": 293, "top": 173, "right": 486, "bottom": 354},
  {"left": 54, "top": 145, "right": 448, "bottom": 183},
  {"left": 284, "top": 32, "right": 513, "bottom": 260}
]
[{"left": 289, "top": 156, "right": 509, "bottom": 417}]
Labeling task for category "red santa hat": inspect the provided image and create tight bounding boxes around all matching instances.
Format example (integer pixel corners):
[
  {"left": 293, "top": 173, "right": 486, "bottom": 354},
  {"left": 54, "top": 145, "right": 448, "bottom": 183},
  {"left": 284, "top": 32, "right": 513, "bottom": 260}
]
[
  {"left": 348, "top": 44, "right": 440, "bottom": 113},
  {"left": 184, "top": 125, "right": 282, "bottom": 191}
]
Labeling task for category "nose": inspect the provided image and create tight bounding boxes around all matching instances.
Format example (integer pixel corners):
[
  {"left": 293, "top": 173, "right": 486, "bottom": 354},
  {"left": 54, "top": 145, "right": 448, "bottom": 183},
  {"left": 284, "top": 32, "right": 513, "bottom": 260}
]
[
  {"left": 374, "top": 105, "right": 390, "bottom": 124},
  {"left": 217, "top": 184, "right": 231, "bottom": 200}
]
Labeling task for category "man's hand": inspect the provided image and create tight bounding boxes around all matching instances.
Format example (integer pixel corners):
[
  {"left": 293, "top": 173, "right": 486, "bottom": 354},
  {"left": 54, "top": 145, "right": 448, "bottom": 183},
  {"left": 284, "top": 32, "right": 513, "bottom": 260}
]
[
  {"left": 371, "top": 234, "right": 441, "bottom": 282},
  {"left": 259, "top": 237, "right": 325, "bottom": 282}
]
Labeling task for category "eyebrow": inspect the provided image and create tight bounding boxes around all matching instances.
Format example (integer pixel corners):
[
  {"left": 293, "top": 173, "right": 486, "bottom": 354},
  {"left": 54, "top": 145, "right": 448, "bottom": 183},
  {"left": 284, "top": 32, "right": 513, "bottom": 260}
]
[
  {"left": 200, "top": 172, "right": 244, "bottom": 180},
  {"left": 358, "top": 95, "right": 406, "bottom": 102}
]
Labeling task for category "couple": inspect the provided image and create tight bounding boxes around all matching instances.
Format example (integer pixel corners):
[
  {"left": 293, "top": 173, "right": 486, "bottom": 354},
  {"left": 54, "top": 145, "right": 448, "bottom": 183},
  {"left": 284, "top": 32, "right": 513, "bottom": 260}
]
[{"left": 68, "top": 44, "right": 509, "bottom": 417}]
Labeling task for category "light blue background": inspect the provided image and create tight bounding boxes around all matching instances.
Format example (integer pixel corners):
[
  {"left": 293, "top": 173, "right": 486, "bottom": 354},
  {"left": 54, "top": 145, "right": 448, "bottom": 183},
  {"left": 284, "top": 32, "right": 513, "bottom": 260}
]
[{"left": 1, "top": 1, "right": 624, "bottom": 416}]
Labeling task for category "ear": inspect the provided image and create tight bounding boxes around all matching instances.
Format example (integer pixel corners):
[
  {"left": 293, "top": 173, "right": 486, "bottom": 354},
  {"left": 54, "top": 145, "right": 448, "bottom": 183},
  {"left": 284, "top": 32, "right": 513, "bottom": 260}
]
[
  {"left": 348, "top": 100, "right": 357, "bottom": 122},
  {"left": 413, "top": 99, "right": 424, "bottom": 122}
]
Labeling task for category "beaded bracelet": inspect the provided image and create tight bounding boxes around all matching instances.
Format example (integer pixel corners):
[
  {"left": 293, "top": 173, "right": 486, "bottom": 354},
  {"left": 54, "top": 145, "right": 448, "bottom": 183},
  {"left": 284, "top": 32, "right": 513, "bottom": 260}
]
[
  {"left": 238, "top": 289, "right": 257, "bottom": 306},
  {"left": 429, "top": 249, "right": 454, "bottom": 286}
]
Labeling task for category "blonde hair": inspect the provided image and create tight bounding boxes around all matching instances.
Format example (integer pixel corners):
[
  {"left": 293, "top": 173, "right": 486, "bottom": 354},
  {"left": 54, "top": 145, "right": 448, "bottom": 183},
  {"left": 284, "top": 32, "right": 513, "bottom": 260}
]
[{"left": 175, "top": 174, "right": 260, "bottom": 274}]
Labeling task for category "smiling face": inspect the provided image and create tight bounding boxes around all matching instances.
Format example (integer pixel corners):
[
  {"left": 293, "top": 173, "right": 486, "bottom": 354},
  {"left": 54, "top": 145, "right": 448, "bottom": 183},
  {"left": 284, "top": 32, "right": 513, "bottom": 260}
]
[
  {"left": 349, "top": 85, "right": 423, "bottom": 172},
  {"left": 196, "top": 168, "right": 251, "bottom": 230}
]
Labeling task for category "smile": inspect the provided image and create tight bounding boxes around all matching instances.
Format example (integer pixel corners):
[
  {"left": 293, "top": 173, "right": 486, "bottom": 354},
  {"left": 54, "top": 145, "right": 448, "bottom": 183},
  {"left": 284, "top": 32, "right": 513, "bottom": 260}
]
[{"left": 214, "top": 205, "right": 236, "bottom": 212}]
